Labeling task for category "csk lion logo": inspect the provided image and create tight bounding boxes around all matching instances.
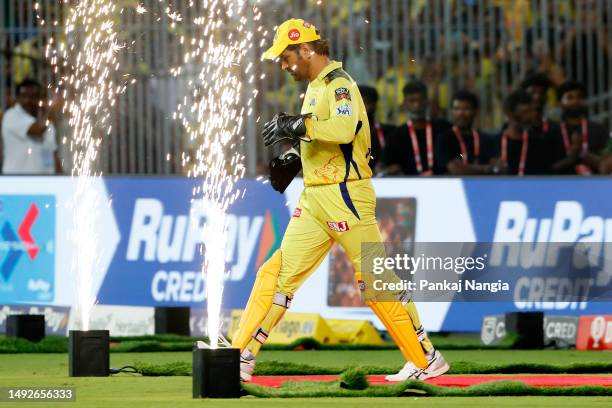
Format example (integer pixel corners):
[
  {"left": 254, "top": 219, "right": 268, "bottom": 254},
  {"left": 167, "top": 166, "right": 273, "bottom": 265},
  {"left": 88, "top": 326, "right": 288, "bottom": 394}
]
[{"left": 314, "top": 154, "right": 341, "bottom": 184}]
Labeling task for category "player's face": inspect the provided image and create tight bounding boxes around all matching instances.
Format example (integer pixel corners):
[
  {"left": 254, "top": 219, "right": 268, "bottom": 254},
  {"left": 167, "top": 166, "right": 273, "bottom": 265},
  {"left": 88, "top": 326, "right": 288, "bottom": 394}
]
[
  {"left": 451, "top": 99, "right": 477, "bottom": 129},
  {"left": 279, "top": 47, "right": 308, "bottom": 81}
]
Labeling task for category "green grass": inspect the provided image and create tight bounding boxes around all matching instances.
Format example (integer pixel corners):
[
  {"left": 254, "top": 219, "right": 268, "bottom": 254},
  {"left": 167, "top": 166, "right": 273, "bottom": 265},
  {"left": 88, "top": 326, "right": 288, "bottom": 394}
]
[{"left": 0, "top": 350, "right": 609, "bottom": 407}]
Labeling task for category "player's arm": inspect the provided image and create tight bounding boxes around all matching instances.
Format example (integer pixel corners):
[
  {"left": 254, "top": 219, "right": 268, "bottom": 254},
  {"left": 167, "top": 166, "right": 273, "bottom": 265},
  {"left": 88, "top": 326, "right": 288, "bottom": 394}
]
[
  {"left": 304, "top": 78, "right": 359, "bottom": 144},
  {"left": 261, "top": 79, "right": 359, "bottom": 147}
]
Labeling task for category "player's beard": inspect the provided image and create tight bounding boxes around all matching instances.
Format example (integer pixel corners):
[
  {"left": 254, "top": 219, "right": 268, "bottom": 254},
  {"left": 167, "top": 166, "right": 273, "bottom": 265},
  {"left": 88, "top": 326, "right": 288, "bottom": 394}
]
[{"left": 289, "top": 55, "right": 306, "bottom": 81}]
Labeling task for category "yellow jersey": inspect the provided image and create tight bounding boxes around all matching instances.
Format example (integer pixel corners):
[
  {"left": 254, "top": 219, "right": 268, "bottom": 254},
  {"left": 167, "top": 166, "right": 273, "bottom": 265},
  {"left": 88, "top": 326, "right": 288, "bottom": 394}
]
[{"left": 302, "top": 61, "right": 373, "bottom": 187}]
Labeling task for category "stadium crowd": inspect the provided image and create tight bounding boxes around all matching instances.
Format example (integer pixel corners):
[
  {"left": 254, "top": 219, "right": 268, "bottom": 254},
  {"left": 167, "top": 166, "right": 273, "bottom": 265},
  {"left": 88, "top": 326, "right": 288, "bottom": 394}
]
[
  {"left": 1, "top": 0, "right": 611, "bottom": 176},
  {"left": 361, "top": 74, "right": 612, "bottom": 176}
]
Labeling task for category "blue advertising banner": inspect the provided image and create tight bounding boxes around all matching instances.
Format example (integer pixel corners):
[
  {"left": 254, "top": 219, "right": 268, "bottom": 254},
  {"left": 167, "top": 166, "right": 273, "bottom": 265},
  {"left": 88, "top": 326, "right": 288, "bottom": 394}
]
[
  {"left": 1, "top": 177, "right": 610, "bottom": 332},
  {"left": 440, "top": 178, "right": 612, "bottom": 331},
  {"left": 97, "top": 178, "right": 289, "bottom": 307},
  {"left": 0, "top": 195, "right": 55, "bottom": 303}
]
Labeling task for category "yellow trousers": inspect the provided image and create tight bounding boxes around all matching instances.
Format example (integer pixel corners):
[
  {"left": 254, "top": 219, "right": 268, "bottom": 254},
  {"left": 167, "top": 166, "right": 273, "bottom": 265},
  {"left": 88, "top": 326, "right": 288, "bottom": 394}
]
[{"left": 237, "top": 178, "right": 433, "bottom": 363}]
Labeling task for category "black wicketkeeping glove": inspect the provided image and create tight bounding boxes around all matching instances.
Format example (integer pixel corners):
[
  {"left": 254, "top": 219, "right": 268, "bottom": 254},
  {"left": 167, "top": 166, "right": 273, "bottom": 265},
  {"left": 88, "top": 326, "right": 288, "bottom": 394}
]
[
  {"left": 262, "top": 113, "right": 311, "bottom": 147},
  {"left": 269, "top": 146, "right": 302, "bottom": 193}
]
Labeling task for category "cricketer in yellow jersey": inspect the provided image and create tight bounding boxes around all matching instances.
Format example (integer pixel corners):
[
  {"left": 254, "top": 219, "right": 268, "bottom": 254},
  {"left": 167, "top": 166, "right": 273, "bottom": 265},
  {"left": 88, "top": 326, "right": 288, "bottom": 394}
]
[{"left": 231, "top": 18, "right": 449, "bottom": 382}]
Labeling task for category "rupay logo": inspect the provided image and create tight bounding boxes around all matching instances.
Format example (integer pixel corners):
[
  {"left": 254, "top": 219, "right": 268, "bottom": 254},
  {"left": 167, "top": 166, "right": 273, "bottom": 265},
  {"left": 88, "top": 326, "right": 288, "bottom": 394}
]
[
  {"left": 491, "top": 201, "right": 612, "bottom": 310},
  {"left": 125, "top": 198, "right": 281, "bottom": 302}
]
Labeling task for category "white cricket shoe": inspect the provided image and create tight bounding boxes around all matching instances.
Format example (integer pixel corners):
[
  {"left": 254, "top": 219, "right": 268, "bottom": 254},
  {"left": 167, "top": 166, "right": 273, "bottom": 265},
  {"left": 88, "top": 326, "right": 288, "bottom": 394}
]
[
  {"left": 385, "top": 349, "right": 449, "bottom": 382},
  {"left": 239, "top": 349, "right": 256, "bottom": 382}
]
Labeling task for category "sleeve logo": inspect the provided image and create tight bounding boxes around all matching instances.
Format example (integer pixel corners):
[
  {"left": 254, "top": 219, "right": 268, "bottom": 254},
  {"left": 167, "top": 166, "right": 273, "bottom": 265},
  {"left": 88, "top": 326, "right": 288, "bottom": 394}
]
[
  {"left": 334, "top": 87, "right": 351, "bottom": 101},
  {"left": 336, "top": 103, "right": 352, "bottom": 116}
]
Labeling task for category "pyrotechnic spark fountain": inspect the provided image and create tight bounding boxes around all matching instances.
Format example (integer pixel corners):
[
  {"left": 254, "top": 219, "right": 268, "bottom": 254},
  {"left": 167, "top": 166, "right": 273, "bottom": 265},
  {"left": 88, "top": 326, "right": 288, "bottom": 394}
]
[
  {"left": 172, "top": 0, "right": 261, "bottom": 348},
  {"left": 42, "top": 0, "right": 125, "bottom": 330}
]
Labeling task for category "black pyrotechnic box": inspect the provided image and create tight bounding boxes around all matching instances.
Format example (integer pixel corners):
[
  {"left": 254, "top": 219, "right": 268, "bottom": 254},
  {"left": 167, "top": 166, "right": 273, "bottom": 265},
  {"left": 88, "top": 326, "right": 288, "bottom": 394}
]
[
  {"left": 6, "top": 314, "right": 45, "bottom": 342},
  {"left": 192, "top": 346, "right": 240, "bottom": 398},
  {"left": 69, "top": 330, "right": 110, "bottom": 377}
]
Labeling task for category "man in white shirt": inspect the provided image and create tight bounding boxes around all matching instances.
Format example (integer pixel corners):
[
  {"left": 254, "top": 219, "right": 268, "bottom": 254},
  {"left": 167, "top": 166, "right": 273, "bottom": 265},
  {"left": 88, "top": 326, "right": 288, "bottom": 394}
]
[{"left": 1, "top": 78, "right": 62, "bottom": 174}]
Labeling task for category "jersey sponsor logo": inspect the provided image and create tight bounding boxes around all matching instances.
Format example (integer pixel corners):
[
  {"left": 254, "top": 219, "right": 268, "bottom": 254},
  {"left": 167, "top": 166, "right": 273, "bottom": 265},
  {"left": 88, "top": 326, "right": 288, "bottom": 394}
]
[
  {"left": 327, "top": 221, "right": 349, "bottom": 232},
  {"left": 334, "top": 87, "right": 351, "bottom": 101},
  {"left": 293, "top": 207, "right": 302, "bottom": 218},
  {"left": 309, "top": 98, "right": 316, "bottom": 106},
  {"left": 288, "top": 28, "right": 300, "bottom": 41},
  {"left": 303, "top": 21, "right": 312, "bottom": 28},
  {"left": 336, "top": 102, "right": 352, "bottom": 116}
]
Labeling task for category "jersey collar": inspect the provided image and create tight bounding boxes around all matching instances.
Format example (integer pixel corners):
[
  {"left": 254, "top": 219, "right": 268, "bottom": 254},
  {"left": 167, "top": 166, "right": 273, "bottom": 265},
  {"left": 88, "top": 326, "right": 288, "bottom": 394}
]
[{"left": 314, "top": 60, "right": 342, "bottom": 82}]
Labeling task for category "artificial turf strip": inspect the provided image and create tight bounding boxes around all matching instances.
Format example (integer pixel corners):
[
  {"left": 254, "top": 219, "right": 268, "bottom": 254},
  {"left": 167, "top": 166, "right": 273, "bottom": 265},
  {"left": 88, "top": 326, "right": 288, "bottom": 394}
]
[
  {"left": 339, "top": 367, "right": 370, "bottom": 390},
  {"left": 241, "top": 379, "right": 612, "bottom": 398},
  {"left": 132, "top": 360, "right": 612, "bottom": 377}
]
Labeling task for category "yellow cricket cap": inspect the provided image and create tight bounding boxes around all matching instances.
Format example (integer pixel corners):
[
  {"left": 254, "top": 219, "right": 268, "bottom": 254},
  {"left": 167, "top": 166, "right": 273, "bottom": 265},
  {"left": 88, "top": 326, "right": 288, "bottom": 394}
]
[{"left": 263, "top": 18, "right": 321, "bottom": 60}]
